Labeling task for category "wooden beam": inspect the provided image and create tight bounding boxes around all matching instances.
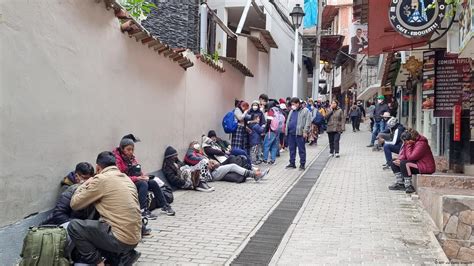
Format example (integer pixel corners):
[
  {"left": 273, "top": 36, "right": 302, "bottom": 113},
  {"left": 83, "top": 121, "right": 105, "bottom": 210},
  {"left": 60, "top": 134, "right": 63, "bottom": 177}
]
[
  {"left": 147, "top": 40, "right": 161, "bottom": 48},
  {"left": 133, "top": 31, "right": 148, "bottom": 41},
  {"left": 141, "top": 36, "right": 154, "bottom": 44},
  {"left": 163, "top": 49, "right": 173, "bottom": 57}
]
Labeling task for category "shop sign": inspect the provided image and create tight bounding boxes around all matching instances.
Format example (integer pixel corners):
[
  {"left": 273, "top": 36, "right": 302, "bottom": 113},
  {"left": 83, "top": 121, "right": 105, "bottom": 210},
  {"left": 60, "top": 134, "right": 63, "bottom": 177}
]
[
  {"left": 454, "top": 105, "right": 462, "bottom": 142},
  {"left": 389, "top": 0, "right": 446, "bottom": 38},
  {"left": 422, "top": 51, "right": 436, "bottom": 110},
  {"left": 434, "top": 51, "right": 472, "bottom": 117}
]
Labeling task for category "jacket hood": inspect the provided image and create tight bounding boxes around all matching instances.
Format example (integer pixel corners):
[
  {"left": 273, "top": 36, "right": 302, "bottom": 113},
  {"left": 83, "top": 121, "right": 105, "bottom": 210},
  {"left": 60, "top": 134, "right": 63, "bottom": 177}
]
[
  {"left": 164, "top": 146, "right": 178, "bottom": 159},
  {"left": 417, "top": 135, "right": 428, "bottom": 143}
]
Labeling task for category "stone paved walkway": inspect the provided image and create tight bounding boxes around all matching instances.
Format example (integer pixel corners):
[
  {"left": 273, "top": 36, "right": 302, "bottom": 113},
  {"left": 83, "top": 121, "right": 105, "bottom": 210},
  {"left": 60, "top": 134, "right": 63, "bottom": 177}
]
[
  {"left": 272, "top": 125, "right": 448, "bottom": 265},
  {"left": 136, "top": 137, "right": 328, "bottom": 264}
]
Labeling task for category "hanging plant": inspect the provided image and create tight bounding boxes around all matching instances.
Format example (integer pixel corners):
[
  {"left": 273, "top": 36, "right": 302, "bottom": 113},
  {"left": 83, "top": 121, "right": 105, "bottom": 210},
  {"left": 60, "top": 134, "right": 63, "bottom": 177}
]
[
  {"left": 426, "top": 0, "right": 462, "bottom": 17},
  {"left": 120, "top": 0, "right": 157, "bottom": 23}
]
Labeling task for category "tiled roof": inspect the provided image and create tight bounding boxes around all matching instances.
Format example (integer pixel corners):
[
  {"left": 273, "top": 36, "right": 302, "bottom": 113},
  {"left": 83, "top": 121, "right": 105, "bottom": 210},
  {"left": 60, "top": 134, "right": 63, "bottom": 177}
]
[
  {"left": 98, "top": 0, "right": 194, "bottom": 70},
  {"left": 239, "top": 33, "right": 270, "bottom": 53},
  {"left": 249, "top": 27, "right": 278, "bottom": 49},
  {"left": 220, "top": 57, "right": 254, "bottom": 77},
  {"left": 196, "top": 54, "right": 225, "bottom": 73}
]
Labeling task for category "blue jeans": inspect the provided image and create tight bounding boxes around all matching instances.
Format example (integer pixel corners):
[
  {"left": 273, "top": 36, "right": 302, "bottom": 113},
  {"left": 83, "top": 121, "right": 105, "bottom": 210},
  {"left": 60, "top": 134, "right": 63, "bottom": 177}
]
[
  {"left": 383, "top": 143, "right": 401, "bottom": 165},
  {"left": 370, "top": 120, "right": 387, "bottom": 145},
  {"left": 231, "top": 148, "right": 252, "bottom": 169},
  {"left": 263, "top": 132, "right": 279, "bottom": 162},
  {"left": 288, "top": 134, "right": 306, "bottom": 166}
]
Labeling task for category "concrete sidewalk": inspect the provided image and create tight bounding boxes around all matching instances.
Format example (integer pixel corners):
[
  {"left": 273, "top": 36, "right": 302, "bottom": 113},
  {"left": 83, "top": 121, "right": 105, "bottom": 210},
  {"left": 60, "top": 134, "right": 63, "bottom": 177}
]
[
  {"left": 272, "top": 125, "right": 448, "bottom": 264},
  {"left": 136, "top": 137, "right": 328, "bottom": 264}
]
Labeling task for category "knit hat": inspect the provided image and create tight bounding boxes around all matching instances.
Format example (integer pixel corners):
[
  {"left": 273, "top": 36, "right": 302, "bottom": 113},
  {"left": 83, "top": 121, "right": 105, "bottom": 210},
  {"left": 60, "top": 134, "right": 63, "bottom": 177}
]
[
  {"left": 279, "top": 98, "right": 286, "bottom": 104},
  {"left": 119, "top": 138, "right": 135, "bottom": 149},
  {"left": 252, "top": 100, "right": 259, "bottom": 107},
  {"left": 207, "top": 130, "right": 217, "bottom": 138},
  {"left": 164, "top": 146, "right": 178, "bottom": 159},
  {"left": 387, "top": 117, "right": 398, "bottom": 129}
]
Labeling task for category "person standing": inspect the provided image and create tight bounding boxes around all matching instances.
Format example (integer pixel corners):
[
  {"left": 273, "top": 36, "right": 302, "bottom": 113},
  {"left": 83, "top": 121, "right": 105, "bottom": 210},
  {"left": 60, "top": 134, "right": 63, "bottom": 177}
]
[
  {"left": 368, "top": 95, "right": 389, "bottom": 147},
  {"left": 356, "top": 101, "right": 366, "bottom": 131},
  {"left": 349, "top": 105, "right": 362, "bottom": 132},
  {"left": 367, "top": 101, "right": 375, "bottom": 132},
  {"left": 285, "top": 98, "right": 312, "bottom": 170},
  {"left": 326, "top": 100, "right": 345, "bottom": 158},
  {"left": 232, "top": 101, "right": 250, "bottom": 151}
]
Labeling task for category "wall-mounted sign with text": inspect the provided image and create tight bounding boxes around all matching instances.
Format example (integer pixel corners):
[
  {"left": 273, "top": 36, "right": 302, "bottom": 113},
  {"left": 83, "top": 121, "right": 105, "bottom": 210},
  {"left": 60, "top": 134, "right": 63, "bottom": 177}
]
[{"left": 389, "top": 0, "right": 446, "bottom": 38}]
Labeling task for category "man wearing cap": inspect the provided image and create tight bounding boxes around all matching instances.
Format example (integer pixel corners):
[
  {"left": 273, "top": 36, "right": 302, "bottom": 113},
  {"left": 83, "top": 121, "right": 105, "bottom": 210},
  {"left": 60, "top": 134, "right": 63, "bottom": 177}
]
[{"left": 367, "top": 95, "right": 389, "bottom": 147}]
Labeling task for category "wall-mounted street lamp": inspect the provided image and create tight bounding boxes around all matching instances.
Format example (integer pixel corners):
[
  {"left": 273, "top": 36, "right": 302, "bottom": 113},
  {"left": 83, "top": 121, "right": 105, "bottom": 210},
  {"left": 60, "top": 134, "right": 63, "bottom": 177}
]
[{"left": 290, "top": 4, "right": 305, "bottom": 97}]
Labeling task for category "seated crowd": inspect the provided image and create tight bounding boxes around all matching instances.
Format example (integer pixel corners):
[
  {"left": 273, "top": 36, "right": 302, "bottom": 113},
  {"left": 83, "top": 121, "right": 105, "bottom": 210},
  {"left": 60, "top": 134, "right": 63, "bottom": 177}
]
[{"left": 38, "top": 94, "right": 331, "bottom": 265}]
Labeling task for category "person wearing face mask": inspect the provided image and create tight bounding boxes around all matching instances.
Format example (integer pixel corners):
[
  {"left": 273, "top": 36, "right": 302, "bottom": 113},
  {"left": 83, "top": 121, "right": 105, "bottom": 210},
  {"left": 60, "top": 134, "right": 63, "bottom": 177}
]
[
  {"left": 248, "top": 100, "right": 266, "bottom": 127},
  {"left": 232, "top": 101, "right": 251, "bottom": 152},
  {"left": 325, "top": 100, "right": 345, "bottom": 158},
  {"left": 285, "top": 97, "right": 312, "bottom": 170},
  {"left": 367, "top": 95, "right": 389, "bottom": 147}
]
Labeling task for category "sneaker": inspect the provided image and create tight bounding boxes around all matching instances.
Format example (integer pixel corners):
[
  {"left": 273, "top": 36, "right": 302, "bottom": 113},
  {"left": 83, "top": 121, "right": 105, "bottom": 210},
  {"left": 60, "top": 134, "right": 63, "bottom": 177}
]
[
  {"left": 161, "top": 205, "right": 176, "bottom": 216},
  {"left": 254, "top": 169, "right": 270, "bottom": 182},
  {"left": 268, "top": 161, "right": 276, "bottom": 165},
  {"left": 196, "top": 182, "right": 215, "bottom": 192},
  {"left": 335, "top": 153, "right": 340, "bottom": 158},
  {"left": 383, "top": 164, "right": 391, "bottom": 170},
  {"left": 388, "top": 183, "right": 405, "bottom": 191},
  {"left": 382, "top": 163, "right": 388, "bottom": 167},
  {"left": 142, "top": 210, "right": 157, "bottom": 220},
  {"left": 141, "top": 226, "right": 152, "bottom": 236},
  {"left": 329, "top": 153, "right": 334, "bottom": 158},
  {"left": 119, "top": 250, "right": 141, "bottom": 265},
  {"left": 285, "top": 164, "right": 297, "bottom": 169},
  {"left": 405, "top": 186, "right": 416, "bottom": 194},
  {"left": 367, "top": 144, "right": 374, "bottom": 147},
  {"left": 262, "top": 160, "right": 268, "bottom": 164},
  {"left": 299, "top": 165, "right": 305, "bottom": 170},
  {"left": 279, "top": 149, "right": 285, "bottom": 153}
]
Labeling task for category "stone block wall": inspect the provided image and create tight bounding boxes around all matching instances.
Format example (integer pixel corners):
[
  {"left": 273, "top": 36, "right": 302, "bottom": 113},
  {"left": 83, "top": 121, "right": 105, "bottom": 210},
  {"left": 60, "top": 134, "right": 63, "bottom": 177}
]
[
  {"left": 142, "top": 0, "right": 199, "bottom": 53},
  {"left": 437, "top": 195, "right": 474, "bottom": 262}
]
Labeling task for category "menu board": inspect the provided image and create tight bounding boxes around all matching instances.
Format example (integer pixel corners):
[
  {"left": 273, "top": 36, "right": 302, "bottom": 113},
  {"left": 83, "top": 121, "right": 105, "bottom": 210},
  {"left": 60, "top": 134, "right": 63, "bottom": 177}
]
[
  {"left": 422, "top": 51, "right": 436, "bottom": 110},
  {"left": 434, "top": 51, "right": 472, "bottom": 117}
]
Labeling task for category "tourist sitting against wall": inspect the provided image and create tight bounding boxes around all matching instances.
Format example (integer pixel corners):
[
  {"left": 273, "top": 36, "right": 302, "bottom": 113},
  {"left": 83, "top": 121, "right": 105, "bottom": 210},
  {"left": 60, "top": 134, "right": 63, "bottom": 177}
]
[
  {"left": 68, "top": 151, "right": 141, "bottom": 265},
  {"left": 113, "top": 135, "right": 175, "bottom": 218},
  {"left": 208, "top": 130, "right": 252, "bottom": 168},
  {"left": 388, "top": 129, "right": 436, "bottom": 194},
  {"left": 162, "top": 146, "right": 215, "bottom": 192},
  {"left": 381, "top": 117, "right": 406, "bottom": 170},
  {"left": 59, "top": 162, "right": 95, "bottom": 193},
  {"left": 184, "top": 141, "right": 207, "bottom": 166},
  {"left": 41, "top": 162, "right": 96, "bottom": 226}
]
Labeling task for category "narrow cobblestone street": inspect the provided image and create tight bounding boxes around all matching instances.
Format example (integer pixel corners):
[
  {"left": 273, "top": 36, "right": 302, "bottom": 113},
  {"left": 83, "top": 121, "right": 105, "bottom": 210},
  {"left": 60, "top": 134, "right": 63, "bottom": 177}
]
[{"left": 137, "top": 123, "right": 448, "bottom": 265}]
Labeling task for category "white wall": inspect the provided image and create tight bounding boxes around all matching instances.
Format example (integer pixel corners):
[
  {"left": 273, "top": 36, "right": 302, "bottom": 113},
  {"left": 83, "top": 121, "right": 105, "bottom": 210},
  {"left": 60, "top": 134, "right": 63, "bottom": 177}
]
[{"left": 0, "top": 0, "right": 246, "bottom": 227}]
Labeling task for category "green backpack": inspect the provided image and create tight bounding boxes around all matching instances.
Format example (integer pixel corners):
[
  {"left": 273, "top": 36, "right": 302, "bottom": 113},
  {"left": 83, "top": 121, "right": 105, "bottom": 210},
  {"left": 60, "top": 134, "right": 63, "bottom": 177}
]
[{"left": 19, "top": 226, "right": 71, "bottom": 266}]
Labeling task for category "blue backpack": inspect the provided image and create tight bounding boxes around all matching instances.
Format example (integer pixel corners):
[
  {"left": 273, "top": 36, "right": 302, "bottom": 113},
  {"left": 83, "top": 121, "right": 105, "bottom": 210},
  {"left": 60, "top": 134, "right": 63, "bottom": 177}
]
[
  {"left": 222, "top": 110, "right": 238, "bottom": 134},
  {"left": 312, "top": 111, "right": 325, "bottom": 126}
]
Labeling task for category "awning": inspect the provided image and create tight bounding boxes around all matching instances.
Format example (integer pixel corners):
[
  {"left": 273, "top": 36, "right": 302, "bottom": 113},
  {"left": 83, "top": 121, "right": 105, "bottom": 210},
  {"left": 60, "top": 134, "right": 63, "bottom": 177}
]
[
  {"left": 322, "top": 5, "right": 339, "bottom": 30},
  {"left": 367, "top": 0, "right": 431, "bottom": 56},
  {"left": 320, "top": 35, "right": 345, "bottom": 62},
  {"left": 357, "top": 83, "right": 380, "bottom": 100}
]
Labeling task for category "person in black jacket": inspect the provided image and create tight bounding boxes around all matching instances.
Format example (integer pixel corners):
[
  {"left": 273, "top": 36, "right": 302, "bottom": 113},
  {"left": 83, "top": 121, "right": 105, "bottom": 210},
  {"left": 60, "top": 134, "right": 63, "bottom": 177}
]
[{"left": 368, "top": 95, "right": 389, "bottom": 147}]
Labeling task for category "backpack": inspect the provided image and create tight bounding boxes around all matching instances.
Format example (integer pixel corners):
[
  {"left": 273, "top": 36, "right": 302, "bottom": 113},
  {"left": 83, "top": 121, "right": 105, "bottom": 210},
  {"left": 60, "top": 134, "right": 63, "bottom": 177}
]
[
  {"left": 270, "top": 111, "right": 285, "bottom": 133},
  {"left": 147, "top": 185, "right": 174, "bottom": 211},
  {"left": 222, "top": 110, "right": 238, "bottom": 134},
  {"left": 312, "top": 111, "right": 325, "bottom": 126},
  {"left": 20, "top": 226, "right": 70, "bottom": 266}
]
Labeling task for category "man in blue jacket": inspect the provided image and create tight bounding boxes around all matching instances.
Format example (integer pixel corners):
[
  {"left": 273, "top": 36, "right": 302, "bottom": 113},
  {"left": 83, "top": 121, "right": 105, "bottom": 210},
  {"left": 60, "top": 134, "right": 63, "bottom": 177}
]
[{"left": 285, "top": 98, "right": 312, "bottom": 170}]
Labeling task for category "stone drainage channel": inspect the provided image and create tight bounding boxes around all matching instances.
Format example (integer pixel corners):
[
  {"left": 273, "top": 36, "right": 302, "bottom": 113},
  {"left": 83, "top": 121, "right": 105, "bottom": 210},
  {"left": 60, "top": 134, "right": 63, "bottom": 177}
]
[{"left": 230, "top": 146, "right": 330, "bottom": 265}]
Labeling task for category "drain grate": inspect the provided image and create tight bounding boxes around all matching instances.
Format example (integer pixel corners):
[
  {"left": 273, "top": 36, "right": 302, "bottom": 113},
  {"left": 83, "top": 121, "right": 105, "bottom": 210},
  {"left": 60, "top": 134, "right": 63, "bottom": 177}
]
[{"left": 232, "top": 147, "right": 330, "bottom": 265}]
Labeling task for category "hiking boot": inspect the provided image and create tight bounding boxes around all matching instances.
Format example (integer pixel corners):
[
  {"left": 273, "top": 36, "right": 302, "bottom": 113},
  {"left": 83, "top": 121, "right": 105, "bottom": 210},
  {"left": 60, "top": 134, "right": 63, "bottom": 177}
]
[
  {"left": 388, "top": 183, "right": 405, "bottom": 191},
  {"left": 405, "top": 186, "right": 416, "bottom": 194},
  {"left": 119, "top": 250, "right": 141, "bottom": 266},
  {"left": 299, "top": 165, "right": 305, "bottom": 170},
  {"left": 285, "top": 164, "right": 297, "bottom": 169},
  {"left": 142, "top": 210, "right": 157, "bottom": 220},
  {"left": 335, "top": 153, "right": 340, "bottom": 158},
  {"left": 196, "top": 182, "right": 215, "bottom": 192},
  {"left": 254, "top": 169, "right": 270, "bottom": 182},
  {"left": 161, "top": 205, "right": 176, "bottom": 216}
]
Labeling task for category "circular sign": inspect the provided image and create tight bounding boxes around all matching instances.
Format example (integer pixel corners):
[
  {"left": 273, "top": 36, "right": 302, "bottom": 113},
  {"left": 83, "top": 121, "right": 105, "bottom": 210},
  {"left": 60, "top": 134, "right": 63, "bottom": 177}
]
[{"left": 389, "top": 0, "right": 446, "bottom": 38}]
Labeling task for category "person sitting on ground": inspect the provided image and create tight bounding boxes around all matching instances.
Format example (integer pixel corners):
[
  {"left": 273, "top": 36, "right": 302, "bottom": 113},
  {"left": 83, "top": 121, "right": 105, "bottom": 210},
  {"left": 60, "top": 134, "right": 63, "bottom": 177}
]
[
  {"left": 41, "top": 162, "right": 96, "bottom": 226},
  {"left": 208, "top": 130, "right": 252, "bottom": 168},
  {"left": 162, "top": 146, "right": 215, "bottom": 192},
  {"left": 113, "top": 135, "right": 175, "bottom": 218},
  {"left": 388, "top": 129, "right": 436, "bottom": 194},
  {"left": 248, "top": 114, "right": 265, "bottom": 165},
  {"left": 381, "top": 118, "right": 406, "bottom": 169},
  {"left": 59, "top": 162, "right": 95, "bottom": 193},
  {"left": 68, "top": 151, "right": 141, "bottom": 265},
  {"left": 184, "top": 141, "right": 207, "bottom": 166},
  {"left": 208, "top": 159, "right": 269, "bottom": 183}
]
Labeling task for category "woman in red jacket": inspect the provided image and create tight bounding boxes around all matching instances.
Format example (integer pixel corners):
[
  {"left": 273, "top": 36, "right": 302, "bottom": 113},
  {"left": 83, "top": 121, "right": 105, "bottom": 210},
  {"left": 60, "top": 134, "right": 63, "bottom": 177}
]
[{"left": 388, "top": 129, "right": 436, "bottom": 193}]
